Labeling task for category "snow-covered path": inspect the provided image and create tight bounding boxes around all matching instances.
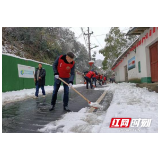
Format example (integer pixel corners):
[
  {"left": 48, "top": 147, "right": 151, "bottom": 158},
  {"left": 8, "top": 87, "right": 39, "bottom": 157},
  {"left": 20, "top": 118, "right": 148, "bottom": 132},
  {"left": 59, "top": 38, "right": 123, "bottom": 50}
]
[
  {"left": 2, "top": 84, "right": 85, "bottom": 105},
  {"left": 39, "top": 83, "right": 158, "bottom": 133}
]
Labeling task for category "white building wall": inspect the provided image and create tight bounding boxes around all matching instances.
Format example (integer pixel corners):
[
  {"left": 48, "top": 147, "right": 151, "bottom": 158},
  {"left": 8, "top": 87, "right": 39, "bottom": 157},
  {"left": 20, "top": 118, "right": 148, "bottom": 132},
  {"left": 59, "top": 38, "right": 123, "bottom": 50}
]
[
  {"left": 115, "top": 67, "right": 119, "bottom": 82},
  {"left": 114, "top": 27, "right": 158, "bottom": 82},
  {"left": 76, "top": 72, "right": 84, "bottom": 84},
  {"left": 115, "top": 56, "right": 128, "bottom": 82}
]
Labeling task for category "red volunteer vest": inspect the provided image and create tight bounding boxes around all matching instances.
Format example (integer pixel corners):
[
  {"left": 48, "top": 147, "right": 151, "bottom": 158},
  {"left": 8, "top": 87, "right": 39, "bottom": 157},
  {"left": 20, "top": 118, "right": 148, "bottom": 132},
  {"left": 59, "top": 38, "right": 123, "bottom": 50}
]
[
  {"left": 86, "top": 71, "right": 94, "bottom": 79},
  {"left": 96, "top": 75, "right": 99, "bottom": 80},
  {"left": 104, "top": 77, "right": 106, "bottom": 81},
  {"left": 92, "top": 72, "right": 96, "bottom": 78},
  {"left": 100, "top": 75, "right": 103, "bottom": 80},
  {"left": 57, "top": 55, "right": 75, "bottom": 78}
]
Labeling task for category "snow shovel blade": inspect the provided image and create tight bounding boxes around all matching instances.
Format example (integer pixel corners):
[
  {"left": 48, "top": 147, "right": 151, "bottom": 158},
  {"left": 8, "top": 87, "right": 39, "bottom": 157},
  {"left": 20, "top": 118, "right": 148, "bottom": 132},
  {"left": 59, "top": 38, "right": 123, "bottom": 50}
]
[{"left": 88, "top": 102, "right": 102, "bottom": 109}]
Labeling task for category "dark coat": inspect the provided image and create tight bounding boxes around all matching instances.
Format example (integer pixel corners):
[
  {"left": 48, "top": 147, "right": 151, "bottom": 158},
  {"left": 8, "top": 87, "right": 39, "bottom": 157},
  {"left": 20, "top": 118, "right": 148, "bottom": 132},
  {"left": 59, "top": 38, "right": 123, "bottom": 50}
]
[
  {"left": 35, "top": 68, "right": 46, "bottom": 86},
  {"left": 84, "top": 71, "right": 89, "bottom": 74}
]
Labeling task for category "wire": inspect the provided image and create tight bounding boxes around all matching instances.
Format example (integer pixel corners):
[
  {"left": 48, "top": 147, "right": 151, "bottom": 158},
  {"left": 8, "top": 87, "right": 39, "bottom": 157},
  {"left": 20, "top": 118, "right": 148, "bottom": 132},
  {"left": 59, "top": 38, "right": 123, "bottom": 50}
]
[
  {"left": 76, "top": 32, "right": 83, "bottom": 39},
  {"left": 88, "top": 27, "right": 103, "bottom": 49},
  {"left": 91, "top": 28, "right": 130, "bottom": 37},
  {"left": 91, "top": 34, "right": 106, "bottom": 37},
  {"left": 90, "top": 28, "right": 103, "bottom": 48},
  {"left": 94, "top": 36, "right": 103, "bottom": 48},
  {"left": 87, "top": 27, "right": 103, "bottom": 48}
]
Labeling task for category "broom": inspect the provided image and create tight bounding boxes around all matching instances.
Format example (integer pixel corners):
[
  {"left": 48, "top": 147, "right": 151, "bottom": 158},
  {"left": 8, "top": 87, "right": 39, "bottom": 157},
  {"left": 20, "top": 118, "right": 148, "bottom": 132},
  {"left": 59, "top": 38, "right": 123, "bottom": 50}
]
[{"left": 58, "top": 78, "right": 102, "bottom": 109}]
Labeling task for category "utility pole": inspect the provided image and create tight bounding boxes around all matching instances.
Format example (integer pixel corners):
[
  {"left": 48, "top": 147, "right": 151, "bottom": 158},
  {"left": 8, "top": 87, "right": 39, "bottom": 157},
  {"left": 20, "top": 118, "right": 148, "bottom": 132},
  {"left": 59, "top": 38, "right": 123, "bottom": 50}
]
[
  {"left": 88, "top": 27, "right": 91, "bottom": 60},
  {"left": 83, "top": 27, "right": 99, "bottom": 70},
  {"left": 84, "top": 27, "right": 93, "bottom": 60}
]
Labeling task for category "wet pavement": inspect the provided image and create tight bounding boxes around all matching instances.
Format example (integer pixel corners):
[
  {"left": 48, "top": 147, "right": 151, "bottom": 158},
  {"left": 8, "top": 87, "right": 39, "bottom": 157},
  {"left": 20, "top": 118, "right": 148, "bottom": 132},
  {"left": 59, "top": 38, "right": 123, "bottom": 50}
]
[{"left": 2, "top": 86, "right": 111, "bottom": 133}]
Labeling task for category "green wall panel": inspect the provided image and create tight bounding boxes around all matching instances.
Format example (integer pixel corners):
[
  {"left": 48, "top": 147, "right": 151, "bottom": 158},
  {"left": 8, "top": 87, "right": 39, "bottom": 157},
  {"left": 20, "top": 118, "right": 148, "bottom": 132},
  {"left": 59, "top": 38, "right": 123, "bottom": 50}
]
[{"left": 2, "top": 54, "right": 76, "bottom": 92}]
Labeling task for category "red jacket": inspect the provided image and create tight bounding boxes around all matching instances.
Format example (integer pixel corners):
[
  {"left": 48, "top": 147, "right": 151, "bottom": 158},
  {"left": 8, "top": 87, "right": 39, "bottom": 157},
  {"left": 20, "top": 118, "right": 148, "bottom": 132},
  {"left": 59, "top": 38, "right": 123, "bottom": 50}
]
[
  {"left": 96, "top": 75, "right": 99, "bottom": 80},
  {"left": 103, "top": 77, "right": 106, "bottom": 81},
  {"left": 57, "top": 55, "right": 75, "bottom": 78},
  {"left": 92, "top": 72, "right": 96, "bottom": 78},
  {"left": 100, "top": 75, "right": 103, "bottom": 80},
  {"left": 86, "top": 71, "right": 94, "bottom": 79}
]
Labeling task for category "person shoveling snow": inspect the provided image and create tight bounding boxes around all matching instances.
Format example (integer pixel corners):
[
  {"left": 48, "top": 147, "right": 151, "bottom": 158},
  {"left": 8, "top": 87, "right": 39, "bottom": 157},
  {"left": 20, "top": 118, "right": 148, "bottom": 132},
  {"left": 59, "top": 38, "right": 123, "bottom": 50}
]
[
  {"left": 49, "top": 52, "right": 75, "bottom": 112},
  {"left": 49, "top": 52, "right": 100, "bottom": 112}
]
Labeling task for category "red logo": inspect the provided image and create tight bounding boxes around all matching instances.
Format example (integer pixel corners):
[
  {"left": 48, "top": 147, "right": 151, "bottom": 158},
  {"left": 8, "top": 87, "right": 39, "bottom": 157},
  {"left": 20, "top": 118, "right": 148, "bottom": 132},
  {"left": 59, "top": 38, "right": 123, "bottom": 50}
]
[
  {"left": 110, "top": 118, "right": 131, "bottom": 128},
  {"left": 66, "top": 66, "right": 70, "bottom": 70}
]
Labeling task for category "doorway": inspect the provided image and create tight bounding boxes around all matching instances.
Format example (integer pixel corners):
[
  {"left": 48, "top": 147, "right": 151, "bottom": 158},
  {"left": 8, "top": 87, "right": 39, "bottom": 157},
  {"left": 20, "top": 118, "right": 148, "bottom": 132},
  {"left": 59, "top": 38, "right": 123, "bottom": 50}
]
[
  {"left": 149, "top": 41, "right": 158, "bottom": 82},
  {"left": 124, "top": 65, "right": 128, "bottom": 82}
]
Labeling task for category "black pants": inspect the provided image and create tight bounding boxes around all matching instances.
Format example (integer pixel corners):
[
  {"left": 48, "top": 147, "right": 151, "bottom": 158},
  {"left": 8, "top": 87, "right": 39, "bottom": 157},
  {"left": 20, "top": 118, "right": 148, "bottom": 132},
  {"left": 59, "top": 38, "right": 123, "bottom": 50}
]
[
  {"left": 99, "top": 80, "right": 102, "bottom": 85},
  {"left": 51, "top": 78, "right": 69, "bottom": 107},
  {"left": 84, "top": 76, "right": 92, "bottom": 89},
  {"left": 92, "top": 78, "right": 96, "bottom": 87}
]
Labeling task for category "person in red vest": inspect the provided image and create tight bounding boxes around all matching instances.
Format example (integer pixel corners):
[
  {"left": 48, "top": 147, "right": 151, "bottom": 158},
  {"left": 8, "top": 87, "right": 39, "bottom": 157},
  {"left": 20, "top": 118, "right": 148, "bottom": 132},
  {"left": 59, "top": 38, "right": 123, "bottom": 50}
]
[
  {"left": 96, "top": 74, "right": 99, "bottom": 81},
  {"left": 83, "top": 71, "right": 88, "bottom": 84},
  {"left": 50, "top": 52, "right": 75, "bottom": 112},
  {"left": 103, "top": 76, "right": 107, "bottom": 85},
  {"left": 97, "top": 73, "right": 101, "bottom": 85},
  {"left": 101, "top": 74, "right": 104, "bottom": 85},
  {"left": 99, "top": 74, "right": 103, "bottom": 85},
  {"left": 92, "top": 70, "right": 97, "bottom": 87},
  {"left": 84, "top": 70, "right": 95, "bottom": 89}
]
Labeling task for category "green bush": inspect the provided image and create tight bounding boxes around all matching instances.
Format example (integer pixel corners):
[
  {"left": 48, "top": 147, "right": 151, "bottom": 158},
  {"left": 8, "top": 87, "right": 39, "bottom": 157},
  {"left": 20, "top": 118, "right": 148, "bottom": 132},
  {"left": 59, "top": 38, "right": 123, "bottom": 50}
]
[{"left": 128, "top": 78, "right": 141, "bottom": 83}]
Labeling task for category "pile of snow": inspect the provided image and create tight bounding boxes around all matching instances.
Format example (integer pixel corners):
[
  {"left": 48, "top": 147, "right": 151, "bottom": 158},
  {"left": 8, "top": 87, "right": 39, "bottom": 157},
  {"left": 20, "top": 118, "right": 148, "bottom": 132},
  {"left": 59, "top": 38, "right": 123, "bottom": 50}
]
[
  {"left": 99, "top": 83, "right": 158, "bottom": 133},
  {"left": 38, "top": 107, "right": 106, "bottom": 133},
  {"left": 2, "top": 84, "right": 85, "bottom": 105},
  {"left": 3, "top": 44, "right": 19, "bottom": 55},
  {"left": 39, "top": 83, "right": 158, "bottom": 133}
]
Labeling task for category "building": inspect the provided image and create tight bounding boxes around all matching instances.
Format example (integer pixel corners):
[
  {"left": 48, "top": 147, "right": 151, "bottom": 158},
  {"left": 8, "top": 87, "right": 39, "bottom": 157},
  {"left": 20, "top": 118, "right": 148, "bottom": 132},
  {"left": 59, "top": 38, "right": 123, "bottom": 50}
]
[
  {"left": 112, "top": 27, "right": 158, "bottom": 84},
  {"left": 75, "top": 70, "right": 84, "bottom": 84}
]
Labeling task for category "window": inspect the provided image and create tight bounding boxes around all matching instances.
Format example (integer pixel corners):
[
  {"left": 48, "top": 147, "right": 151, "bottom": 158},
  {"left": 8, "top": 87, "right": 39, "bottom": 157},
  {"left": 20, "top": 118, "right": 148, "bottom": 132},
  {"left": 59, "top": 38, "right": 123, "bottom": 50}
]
[{"left": 138, "top": 61, "right": 141, "bottom": 73}]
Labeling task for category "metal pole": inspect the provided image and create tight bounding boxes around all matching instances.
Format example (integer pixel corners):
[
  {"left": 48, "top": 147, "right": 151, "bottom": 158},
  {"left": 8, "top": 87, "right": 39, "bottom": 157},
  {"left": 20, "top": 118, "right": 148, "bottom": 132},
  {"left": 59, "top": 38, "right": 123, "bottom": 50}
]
[{"left": 88, "top": 27, "right": 91, "bottom": 61}]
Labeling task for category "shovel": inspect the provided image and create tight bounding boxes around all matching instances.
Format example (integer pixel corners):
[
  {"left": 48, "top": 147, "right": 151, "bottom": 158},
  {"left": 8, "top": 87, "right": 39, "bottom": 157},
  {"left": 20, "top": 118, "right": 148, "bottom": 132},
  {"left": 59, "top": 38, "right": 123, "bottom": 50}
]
[{"left": 58, "top": 77, "right": 101, "bottom": 109}]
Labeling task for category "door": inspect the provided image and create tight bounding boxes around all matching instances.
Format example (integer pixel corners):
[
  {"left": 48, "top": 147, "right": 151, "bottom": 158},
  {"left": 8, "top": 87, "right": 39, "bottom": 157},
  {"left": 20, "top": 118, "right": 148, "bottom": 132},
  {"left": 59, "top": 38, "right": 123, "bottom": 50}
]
[
  {"left": 149, "top": 41, "right": 158, "bottom": 82},
  {"left": 124, "top": 65, "right": 128, "bottom": 82}
]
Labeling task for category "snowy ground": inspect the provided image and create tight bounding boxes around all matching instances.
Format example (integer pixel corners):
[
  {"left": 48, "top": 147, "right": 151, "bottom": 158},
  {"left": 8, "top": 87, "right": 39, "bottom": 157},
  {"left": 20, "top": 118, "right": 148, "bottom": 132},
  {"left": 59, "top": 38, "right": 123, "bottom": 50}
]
[
  {"left": 2, "top": 84, "right": 85, "bottom": 105},
  {"left": 39, "top": 83, "right": 158, "bottom": 133}
]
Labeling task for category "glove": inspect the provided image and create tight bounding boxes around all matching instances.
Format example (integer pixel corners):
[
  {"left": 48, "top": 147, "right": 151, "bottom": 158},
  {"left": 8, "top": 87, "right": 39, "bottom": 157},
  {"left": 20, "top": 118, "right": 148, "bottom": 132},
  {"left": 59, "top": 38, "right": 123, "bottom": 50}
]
[
  {"left": 55, "top": 75, "right": 59, "bottom": 79},
  {"left": 68, "top": 83, "right": 72, "bottom": 88}
]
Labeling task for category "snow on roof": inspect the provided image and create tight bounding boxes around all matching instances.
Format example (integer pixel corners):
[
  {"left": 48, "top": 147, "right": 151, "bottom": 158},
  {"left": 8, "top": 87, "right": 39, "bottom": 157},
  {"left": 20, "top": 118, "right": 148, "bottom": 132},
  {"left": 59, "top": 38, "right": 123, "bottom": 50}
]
[
  {"left": 112, "top": 37, "right": 139, "bottom": 68},
  {"left": 126, "top": 27, "right": 150, "bottom": 36}
]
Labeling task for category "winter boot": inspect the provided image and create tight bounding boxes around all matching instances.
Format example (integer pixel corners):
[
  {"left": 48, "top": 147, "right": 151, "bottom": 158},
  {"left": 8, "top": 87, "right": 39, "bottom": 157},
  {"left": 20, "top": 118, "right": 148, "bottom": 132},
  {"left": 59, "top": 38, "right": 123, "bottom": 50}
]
[
  {"left": 64, "top": 106, "right": 71, "bottom": 112},
  {"left": 49, "top": 105, "right": 55, "bottom": 111}
]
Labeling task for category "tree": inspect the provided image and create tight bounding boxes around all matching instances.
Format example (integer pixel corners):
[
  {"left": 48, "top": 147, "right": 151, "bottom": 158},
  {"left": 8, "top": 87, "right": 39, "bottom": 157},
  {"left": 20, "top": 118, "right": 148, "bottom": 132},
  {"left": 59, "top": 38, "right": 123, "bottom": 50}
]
[
  {"left": 74, "top": 42, "right": 90, "bottom": 72},
  {"left": 99, "top": 27, "right": 138, "bottom": 72},
  {"left": 2, "top": 27, "right": 90, "bottom": 71},
  {"left": 91, "top": 51, "right": 96, "bottom": 61}
]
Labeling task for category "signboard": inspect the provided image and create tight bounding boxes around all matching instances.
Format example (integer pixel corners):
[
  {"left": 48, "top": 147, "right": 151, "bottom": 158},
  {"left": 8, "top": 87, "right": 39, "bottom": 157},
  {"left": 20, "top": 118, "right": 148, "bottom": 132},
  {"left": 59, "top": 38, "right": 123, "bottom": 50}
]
[
  {"left": 128, "top": 56, "right": 135, "bottom": 70},
  {"left": 18, "top": 64, "right": 35, "bottom": 78}
]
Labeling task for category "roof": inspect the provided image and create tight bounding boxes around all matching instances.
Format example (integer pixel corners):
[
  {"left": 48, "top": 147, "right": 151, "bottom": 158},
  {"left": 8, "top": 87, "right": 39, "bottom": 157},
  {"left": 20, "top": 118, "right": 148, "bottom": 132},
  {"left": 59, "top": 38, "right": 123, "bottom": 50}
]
[
  {"left": 126, "top": 27, "right": 150, "bottom": 36},
  {"left": 112, "top": 37, "right": 139, "bottom": 68}
]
